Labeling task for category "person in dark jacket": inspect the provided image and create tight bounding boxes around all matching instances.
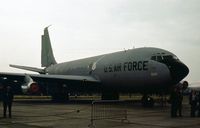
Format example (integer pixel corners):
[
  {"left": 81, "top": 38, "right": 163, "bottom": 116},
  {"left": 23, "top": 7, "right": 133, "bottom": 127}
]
[
  {"left": 169, "top": 87, "right": 179, "bottom": 117},
  {"left": 2, "top": 85, "right": 14, "bottom": 118},
  {"left": 0, "top": 84, "right": 3, "bottom": 101},
  {"left": 177, "top": 88, "right": 183, "bottom": 117},
  {"left": 196, "top": 91, "right": 200, "bottom": 117},
  {"left": 189, "top": 90, "right": 198, "bottom": 117}
]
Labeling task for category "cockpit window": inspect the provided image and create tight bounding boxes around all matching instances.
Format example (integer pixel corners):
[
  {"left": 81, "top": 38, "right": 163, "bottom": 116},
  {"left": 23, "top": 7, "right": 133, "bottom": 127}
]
[
  {"left": 151, "top": 56, "right": 156, "bottom": 61},
  {"left": 151, "top": 55, "right": 178, "bottom": 62},
  {"left": 173, "top": 56, "right": 179, "bottom": 60},
  {"left": 163, "top": 55, "right": 173, "bottom": 60},
  {"left": 157, "top": 56, "right": 162, "bottom": 62}
]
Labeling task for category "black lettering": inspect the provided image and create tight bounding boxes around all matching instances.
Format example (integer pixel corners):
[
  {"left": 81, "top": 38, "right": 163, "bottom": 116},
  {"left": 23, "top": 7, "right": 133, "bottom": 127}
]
[
  {"left": 124, "top": 62, "right": 128, "bottom": 71},
  {"left": 109, "top": 65, "right": 113, "bottom": 72},
  {"left": 118, "top": 63, "right": 122, "bottom": 71},
  {"left": 104, "top": 66, "right": 108, "bottom": 72},
  {"left": 143, "top": 61, "right": 148, "bottom": 70},
  {"left": 114, "top": 63, "right": 122, "bottom": 72},
  {"left": 138, "top": 61, "right": 143, "bottom": 71},
  {"left": 128, "top": 62, "right": 132, "bottom": 71},
  {"left": 114, "top": 65, "right": 118, "bottom": 72},
  {"left": 133, "top": 61, "right": 137, "bottom": 70},
  {"left": 123, "top": 61, "right": 148, "bottom": 72}
]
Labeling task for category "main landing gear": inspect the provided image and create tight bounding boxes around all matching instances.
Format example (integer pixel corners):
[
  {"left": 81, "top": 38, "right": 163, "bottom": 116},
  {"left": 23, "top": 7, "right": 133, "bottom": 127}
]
[{"left": 50, "top": 84, "right": 69, "bottom": 102}]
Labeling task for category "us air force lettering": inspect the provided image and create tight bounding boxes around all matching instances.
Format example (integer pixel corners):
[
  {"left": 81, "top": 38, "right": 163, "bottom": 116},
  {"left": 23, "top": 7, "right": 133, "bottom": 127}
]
[
  {"left": 0, "top": 27, "right": 189, "bottom": 105},
  {"left": 104, "top": 61, "right": 148, "bottom": 73}
]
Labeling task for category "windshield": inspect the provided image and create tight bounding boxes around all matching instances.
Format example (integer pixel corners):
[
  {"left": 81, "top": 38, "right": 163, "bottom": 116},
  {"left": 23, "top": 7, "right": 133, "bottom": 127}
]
[
  {"left": 151, "top": 55, "right": 178, "bottom": 62},
  {"left": 163, "top": 55, "right": 173, "bottom": 61}
]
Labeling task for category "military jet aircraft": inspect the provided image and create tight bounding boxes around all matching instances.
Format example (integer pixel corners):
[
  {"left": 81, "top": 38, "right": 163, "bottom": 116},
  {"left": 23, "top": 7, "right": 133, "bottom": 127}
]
[{"left": 0, "top": 27, "right": 189, "bottom": 105}]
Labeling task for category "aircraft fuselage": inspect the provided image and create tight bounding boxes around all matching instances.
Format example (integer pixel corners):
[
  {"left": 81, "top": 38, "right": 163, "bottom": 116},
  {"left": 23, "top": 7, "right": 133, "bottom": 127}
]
[{"left": 46, "top": 47, "right": 188, "bottom": 93}]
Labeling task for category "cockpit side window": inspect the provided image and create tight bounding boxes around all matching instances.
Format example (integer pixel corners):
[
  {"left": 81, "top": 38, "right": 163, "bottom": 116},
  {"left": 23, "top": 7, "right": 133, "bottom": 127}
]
[
  {"left": 173, "top": 56, "right": 179, "bottom": 60},
  {"left": 151, "top": 54, "right": 179, "bottom": 63},
  {"left": 157, "top": 56, "right": 162, "bottom": 62},
  {"left": 151, "top": 56, "right": 156, "bottom": 61},
  {"left": 151, "top": 55, "right": 163, "bottom": 62},
  {"left": 163, "top": 55, "right": 173, "bottom": 60}
]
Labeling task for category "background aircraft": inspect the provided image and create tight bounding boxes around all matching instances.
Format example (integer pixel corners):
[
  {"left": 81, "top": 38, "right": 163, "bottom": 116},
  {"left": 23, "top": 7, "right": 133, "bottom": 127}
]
[{"left": 0, "top": 27, "right": 189, "bottom": 105}]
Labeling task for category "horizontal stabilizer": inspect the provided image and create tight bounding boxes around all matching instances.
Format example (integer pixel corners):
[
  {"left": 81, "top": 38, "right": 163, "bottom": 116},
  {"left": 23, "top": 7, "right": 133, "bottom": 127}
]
[{"left": 9, "top": 64, "right": 45, "bottom": 74}]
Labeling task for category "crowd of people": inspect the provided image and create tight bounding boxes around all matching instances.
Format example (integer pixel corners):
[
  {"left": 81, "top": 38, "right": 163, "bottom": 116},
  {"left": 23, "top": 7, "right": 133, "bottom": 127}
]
[
  {"left": 170, "top": 86, "right": 200, "bottom": 118},
  {"left": 189, "top": 90, "right": 200, "bottom": 117},
  {"left": 0, "top": 82, "right": 200, "bottom": 119}
]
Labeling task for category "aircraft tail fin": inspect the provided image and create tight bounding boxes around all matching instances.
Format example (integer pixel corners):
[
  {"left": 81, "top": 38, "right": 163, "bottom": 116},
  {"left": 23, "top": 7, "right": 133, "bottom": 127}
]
[
  {"left": 10, "top": 64, "right": 45, "bottom": 74},
  {"left": 41, "top": 26, "right": 57, "bottom": 67}
]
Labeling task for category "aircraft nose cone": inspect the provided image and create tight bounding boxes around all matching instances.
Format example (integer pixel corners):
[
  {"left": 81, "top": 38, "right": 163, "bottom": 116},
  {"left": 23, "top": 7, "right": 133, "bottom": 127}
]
[{"left": 169, "top": 61, "right": 189, "bottom": 84}]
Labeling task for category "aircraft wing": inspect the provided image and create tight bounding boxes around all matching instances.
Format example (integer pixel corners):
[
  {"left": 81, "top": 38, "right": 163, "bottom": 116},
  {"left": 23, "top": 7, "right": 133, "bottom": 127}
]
[
  {"left": 0, "top": 72, "right": 101, "bottom": 95},
  {"left": 0, "top": 72, "right": 100, "bottom": 83}
]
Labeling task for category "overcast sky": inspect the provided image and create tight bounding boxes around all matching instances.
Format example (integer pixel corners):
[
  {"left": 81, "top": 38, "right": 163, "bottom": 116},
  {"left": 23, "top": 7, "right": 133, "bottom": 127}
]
[{"left": 0, "top": 0, "right": 199, "bottom": 82}]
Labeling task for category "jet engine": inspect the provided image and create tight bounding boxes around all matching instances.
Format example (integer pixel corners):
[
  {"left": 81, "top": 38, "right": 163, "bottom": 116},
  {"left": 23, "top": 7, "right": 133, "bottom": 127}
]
[{"left": 21, "top": 74, "right": 40, "bottom": 94}]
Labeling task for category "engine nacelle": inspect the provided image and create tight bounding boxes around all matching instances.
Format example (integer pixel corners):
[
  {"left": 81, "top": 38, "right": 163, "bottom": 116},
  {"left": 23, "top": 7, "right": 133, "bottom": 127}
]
[
  {"left": 21, "top": 82, "right": 40, "bottom": 94},
  {"left": 21, "top": 74, "right": 40, "bottom": 94}
]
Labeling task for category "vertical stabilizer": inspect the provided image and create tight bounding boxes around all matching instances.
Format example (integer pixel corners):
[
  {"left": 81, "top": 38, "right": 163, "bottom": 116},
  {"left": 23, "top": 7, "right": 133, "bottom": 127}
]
[{"left": 41, "top": 26, "right": 57, "bottom": 67}]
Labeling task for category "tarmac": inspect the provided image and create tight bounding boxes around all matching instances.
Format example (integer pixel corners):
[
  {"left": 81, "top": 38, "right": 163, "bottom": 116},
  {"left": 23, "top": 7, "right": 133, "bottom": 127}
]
[{"left": 0, "top": 99, "right": 200, "bottom": 128}]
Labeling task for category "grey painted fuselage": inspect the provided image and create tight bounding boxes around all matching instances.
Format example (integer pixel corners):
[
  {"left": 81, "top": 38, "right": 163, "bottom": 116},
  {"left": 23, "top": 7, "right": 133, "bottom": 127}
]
[
  {"left": 46, "top": 47, "right": 188, "bottom": 93},
  {"left": 6, "top": 27, "right": 189, "bottom": 95}
]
